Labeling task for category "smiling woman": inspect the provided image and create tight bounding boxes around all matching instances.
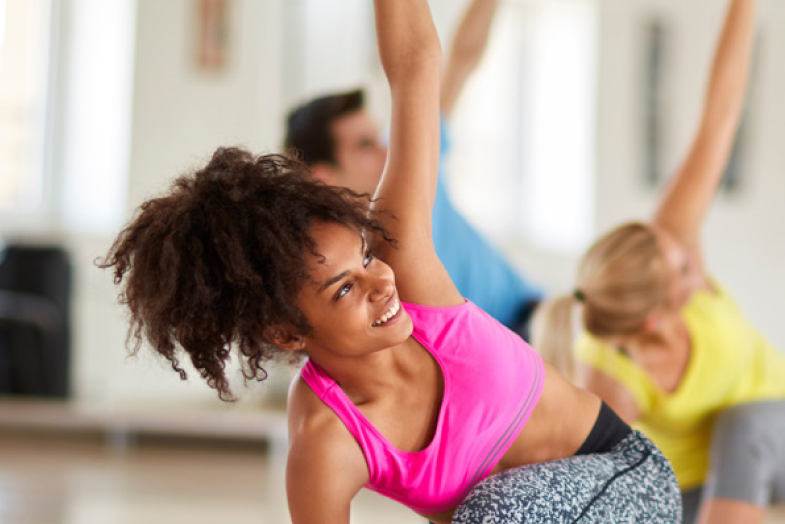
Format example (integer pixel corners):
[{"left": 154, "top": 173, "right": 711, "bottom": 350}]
[{"left": 100, "top": 0, "right": 680, "bottom": 522}]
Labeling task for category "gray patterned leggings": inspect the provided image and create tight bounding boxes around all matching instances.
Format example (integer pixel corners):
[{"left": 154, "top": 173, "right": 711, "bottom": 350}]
[{"left": 451, "top": 431, "right": 682, "bottom": 523}]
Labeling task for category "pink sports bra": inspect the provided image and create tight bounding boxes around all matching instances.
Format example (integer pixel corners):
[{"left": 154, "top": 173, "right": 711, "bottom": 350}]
[{"left": 300, "top": 300, "right": 544, "bottom": 514}]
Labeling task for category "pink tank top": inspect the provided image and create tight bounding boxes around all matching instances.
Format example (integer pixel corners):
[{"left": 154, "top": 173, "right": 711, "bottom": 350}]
[{"left": 300, "top": 300, "right": 545, "bottom": 514}]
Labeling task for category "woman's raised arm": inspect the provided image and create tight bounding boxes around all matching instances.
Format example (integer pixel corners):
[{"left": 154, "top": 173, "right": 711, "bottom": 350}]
[
  {"left": 652, "top": 0, "right": 757, "bottom": 260},
  {"left": 371, "top": 0, "right": 463, "bottom": 306},
  {"left": 440, "top": 0, "right": 501, "bottom": 117}
]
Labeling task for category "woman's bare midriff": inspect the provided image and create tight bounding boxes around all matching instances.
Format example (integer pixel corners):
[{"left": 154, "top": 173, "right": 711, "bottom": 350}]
[{"left": 417, "top": 364, "right": 601, "bottom": 524}]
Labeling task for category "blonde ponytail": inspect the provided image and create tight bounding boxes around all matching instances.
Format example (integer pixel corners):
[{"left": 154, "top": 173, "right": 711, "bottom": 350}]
[
  {"left": 532, "top": 222, "right": 669, "bottom": 383},
  {"left": 530, "top": 295, "right": 578, "bottom": 380}
]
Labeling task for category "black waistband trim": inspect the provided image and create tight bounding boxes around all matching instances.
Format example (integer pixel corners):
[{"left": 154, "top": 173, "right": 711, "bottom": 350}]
[{"left": 575, "top": 401, "right": 632, "bottom": 456}]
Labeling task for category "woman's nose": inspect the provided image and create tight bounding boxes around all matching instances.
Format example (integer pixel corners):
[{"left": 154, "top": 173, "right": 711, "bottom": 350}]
[{"left": 368, "top": 272, "right": 394, "bottom": 301}]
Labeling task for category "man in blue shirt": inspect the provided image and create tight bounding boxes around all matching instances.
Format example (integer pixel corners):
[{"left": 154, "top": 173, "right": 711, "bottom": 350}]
[{"left": 284, "top": 0, "right": 542, "bottom": 336}]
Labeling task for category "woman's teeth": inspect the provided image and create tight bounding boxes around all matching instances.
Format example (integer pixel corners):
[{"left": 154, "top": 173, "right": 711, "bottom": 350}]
[{"left": 373, "top": 300, "right": 400, "bottom": 326}]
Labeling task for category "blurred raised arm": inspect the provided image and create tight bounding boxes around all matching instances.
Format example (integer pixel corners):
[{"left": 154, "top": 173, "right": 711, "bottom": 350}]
[
  {"left": 441, "top": 0, "right": 501, "bottom": 117},
  {"left": 652, "top": 0, "right": 757, "bottom": 265}
]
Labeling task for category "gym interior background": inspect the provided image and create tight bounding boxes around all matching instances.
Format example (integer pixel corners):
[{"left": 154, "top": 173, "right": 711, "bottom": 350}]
[{"left": 1, "top": 0, "right": 784, "bottom": 523}]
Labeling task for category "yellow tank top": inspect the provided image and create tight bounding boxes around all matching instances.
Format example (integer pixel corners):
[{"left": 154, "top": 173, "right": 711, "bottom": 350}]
[{"left": 575, "top": 283, "right": 785, "bottom": 490}]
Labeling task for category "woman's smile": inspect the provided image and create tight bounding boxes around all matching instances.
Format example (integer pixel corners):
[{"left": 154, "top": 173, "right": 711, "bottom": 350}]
[{"left": 373, "top": 297, "right": 402, "bottom": 326}]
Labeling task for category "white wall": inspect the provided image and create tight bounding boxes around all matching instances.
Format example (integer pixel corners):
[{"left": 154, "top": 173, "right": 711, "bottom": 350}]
[{"left": 128, "top": 0, "right": 284, "bottom": 206}]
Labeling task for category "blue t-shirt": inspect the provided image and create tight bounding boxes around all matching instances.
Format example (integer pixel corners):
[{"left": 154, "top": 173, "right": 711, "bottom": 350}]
[{"left": 433, "top": 118, "right": 542, "bottom": 328}]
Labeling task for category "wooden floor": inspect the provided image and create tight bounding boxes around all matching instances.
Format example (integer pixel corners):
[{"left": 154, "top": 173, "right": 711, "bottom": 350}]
[
  {"left": 1, "top": 425, "right": 784, "bottom": 524},
  {"left": 0, "top": 429, "right": 422, "bottom": 524}
]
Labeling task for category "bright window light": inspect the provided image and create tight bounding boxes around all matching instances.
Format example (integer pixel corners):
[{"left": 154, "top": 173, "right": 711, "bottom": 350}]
[
  {"left": 522, "top": 0, "right": 596, "bottom": 252},
  {"left": 448, "top": 0, "right": 597, "bottom": 253},
  {"left": 60, "top": 0, "right": 135, "bottom": 234},
  {"left": 0, "top": 0, "right": 52, "bottom": 214}
]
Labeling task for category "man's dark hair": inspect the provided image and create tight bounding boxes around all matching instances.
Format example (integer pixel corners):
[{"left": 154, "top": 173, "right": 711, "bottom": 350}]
[{"left": 284, "top": 89, "right": 365, "bottom": 166}]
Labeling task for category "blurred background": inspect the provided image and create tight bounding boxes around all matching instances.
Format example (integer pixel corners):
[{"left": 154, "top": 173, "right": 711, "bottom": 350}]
[{"left": 1, "top": 0, "right": 784, "bottom": 522}]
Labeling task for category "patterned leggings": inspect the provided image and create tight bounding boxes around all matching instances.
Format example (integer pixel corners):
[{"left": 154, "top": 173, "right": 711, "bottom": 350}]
[{"left": 451, "top": 431, "right": 682, "bottom": 523}]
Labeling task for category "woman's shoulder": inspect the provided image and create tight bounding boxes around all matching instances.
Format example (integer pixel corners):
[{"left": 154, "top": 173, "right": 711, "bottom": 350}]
[
  {"left": 574, "top": 331, "right": 618, "bottom": 363},
  {"left": 286, "top": 372, "right": 369, "bottom": 516},
  {"left": 574, "top": 334, "right": 632, "bottom": 386},
  {"left": 682, "top": 278, "right": 740, "bottom": 325},
  {"left": 287, "top": 370, "right": 362, "bottom": 455}
]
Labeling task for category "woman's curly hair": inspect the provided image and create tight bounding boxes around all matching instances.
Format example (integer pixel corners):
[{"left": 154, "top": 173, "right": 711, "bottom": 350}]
[{"left": 99, "top": 147, "right": 394, "bottom": 401}]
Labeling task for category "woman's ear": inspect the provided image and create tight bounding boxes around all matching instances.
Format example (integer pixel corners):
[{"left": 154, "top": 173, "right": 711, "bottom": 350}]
[
  {"left": 642, "top": 311, "right": 663, "bottom": 333},
  {"left": 264, "top": 325, "right": 306, "bottom": 352}
]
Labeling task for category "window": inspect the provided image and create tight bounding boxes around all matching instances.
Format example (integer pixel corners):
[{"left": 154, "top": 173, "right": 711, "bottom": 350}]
[
  {"left": 0, "top": 0, "right": 53, "bottom": 214},
  {"left": 58, "top": 0, "right": 135, "bottom": 233},
  {"left": 448, "top": 0, "right": 598, "bottom": 253}
]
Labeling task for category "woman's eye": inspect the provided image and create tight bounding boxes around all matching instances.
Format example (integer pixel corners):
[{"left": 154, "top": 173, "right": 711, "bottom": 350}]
[
  {"left": 363, "top": 250, "right": 373, "bottom": 267},
  {"left": 336, "top": 283, "right": 353, "bottom": 300}
]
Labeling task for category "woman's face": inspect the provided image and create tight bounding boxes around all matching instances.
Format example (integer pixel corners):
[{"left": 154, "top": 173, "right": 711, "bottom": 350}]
[
  {"left": 653, "top": 227, "right": 693, "bottom": 311},
  {"left": 295, "top": 221, "right": 412, "bottom": 360}
]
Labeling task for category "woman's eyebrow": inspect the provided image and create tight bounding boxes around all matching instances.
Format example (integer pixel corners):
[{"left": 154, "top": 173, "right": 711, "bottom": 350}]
[
  {"left": 320, "top": 270, "right": 351, "bottom": 292},
  {"left": 318, "top": 234, "right": 366, "bottom": 293}
]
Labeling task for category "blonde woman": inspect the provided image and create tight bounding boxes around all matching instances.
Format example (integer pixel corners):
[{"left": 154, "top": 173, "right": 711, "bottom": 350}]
[{"left": 535, "top": 1, "right": 785, "bottom": 523}]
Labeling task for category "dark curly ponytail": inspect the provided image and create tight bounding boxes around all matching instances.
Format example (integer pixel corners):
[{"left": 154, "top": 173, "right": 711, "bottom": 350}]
[{"left": 99, "top": 148, "right": 394, "bottom": 400}]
